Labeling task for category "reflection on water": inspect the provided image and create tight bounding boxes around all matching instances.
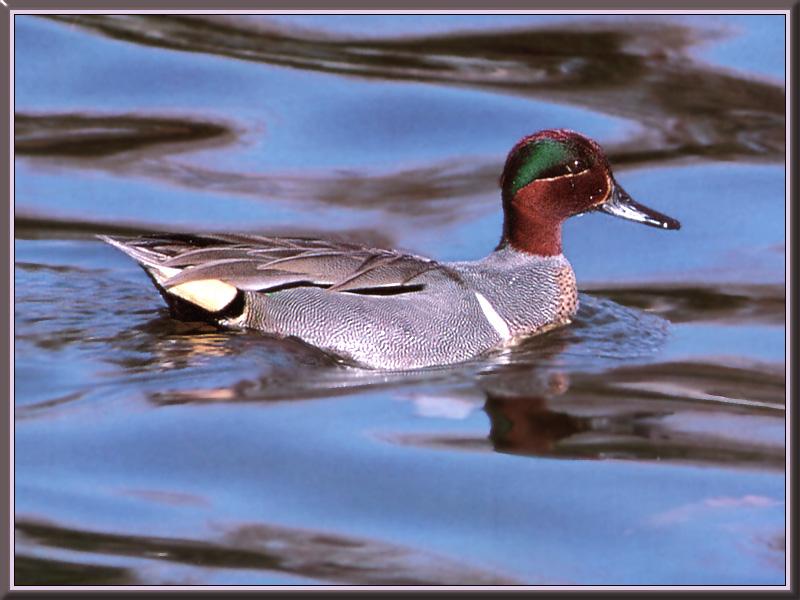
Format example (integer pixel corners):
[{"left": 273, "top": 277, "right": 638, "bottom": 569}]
[
  {"left": 393, "top": 359, "right": 784, "bottom": 470},
  {"left": 14, "top": 14, "right": 785, "bottom": 587},
  {"left": 16, "top": 517, "right": 516, "bottom": 585},
  {"left": 15, "top": 113, "right": 235, "bottom": 158},
  {"left": 587, "top": 283, "right": 786, "bottom": 325},
  {"left": 15, "top": 555, "right": 133, "bottom": 586},
  {"left": 16, "top": 16, "right": 784, "bottom": 229},
  {"left": 42, "top": 15, "right": 784, "bottom": 164}
]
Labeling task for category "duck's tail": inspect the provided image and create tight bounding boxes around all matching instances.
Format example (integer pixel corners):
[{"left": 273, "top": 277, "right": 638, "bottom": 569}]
[
  {"left": 98, "top": 234, "right": 242, "bottom": 318},
  {"left": 98, "top": 235, "right": 176, "bottom": 285}
]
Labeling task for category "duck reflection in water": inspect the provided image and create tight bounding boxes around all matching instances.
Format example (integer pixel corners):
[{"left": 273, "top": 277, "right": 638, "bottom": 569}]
[
  {"left": 484, "top": 371, "right": 592, "bottom": 456},
  {"left": 478, "top": 354, "right": 784, "bottom": 469}
]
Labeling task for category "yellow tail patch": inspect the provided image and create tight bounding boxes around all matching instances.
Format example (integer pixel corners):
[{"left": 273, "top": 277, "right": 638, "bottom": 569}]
[{"left": 167, "top": 279, "right": 238, "bottom": 313}]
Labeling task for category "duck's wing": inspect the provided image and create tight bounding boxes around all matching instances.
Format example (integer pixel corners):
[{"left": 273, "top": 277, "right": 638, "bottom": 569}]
[{"left": 99, "top": 233, "right": 456, "bottom": 295}]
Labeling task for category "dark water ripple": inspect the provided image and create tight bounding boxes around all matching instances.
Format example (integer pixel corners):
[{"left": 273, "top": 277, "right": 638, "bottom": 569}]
[
  {"left": 14, "top": 16, "right": 785, "bottom": 228},
  {"left": 15, "top": 554, "right": 134, "bottom": 586},
  {"left": 42, "top": 15, "right": 784, "bottom": 164},
  {"left": 15, "top": 113, "right": 235, "bottom": 158},
  {"left": 587, "top": 283, "right": 786, "bottom": 325},
  {"left": 390, "top": 358, "right": 784, "bottom": 470},
  {"left": 15, "top": 518, "right": 517, "bottom": 585}
]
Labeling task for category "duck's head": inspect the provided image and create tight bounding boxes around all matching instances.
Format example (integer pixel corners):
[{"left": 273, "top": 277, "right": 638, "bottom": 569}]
[{"left": 499, "top": 129, "right": 680, "bottom": 256}]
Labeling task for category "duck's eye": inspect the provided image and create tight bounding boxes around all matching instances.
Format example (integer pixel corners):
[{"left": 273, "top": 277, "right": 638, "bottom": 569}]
[{"left": 569, "top": 159, "right": 587, "bottom": 173}]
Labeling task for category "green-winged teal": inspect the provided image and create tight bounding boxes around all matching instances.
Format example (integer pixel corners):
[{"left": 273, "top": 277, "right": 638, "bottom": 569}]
[{"left": 101, "top": 129, "right": 680, "bottom": 369}]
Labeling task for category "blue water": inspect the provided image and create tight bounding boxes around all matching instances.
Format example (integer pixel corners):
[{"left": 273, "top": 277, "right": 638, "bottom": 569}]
[{"left": 14, "top": 14, "right": 786, "bottom": 586}]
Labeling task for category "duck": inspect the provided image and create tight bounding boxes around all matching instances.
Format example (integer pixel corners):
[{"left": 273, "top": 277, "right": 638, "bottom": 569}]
[{"left": 100, "top": 129, "right": 680, "bottom": 370}]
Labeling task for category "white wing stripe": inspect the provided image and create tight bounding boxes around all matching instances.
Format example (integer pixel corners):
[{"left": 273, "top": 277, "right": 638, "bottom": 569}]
[{"left": 474, "top": 292, "right": 511, "bottom": 341}]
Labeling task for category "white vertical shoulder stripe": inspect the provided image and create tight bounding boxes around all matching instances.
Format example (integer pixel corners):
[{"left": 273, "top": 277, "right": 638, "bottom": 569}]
[{"left": 474, "top": 292, "right": 511, "bottom": 341}]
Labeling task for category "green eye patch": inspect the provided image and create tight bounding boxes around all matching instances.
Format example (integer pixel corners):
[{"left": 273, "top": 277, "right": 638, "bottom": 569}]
[{"left": 507, "top": 139, "right": 577, "bottom": 197}]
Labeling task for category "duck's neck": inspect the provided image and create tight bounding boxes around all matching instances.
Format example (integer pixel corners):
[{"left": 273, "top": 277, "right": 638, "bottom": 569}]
[{"left": 500, "top": 193, "right": 563, "bottom": 257}]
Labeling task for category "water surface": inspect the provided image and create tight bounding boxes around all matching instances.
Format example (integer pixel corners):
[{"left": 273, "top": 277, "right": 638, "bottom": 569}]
[{"left": 14, "top": 14, "right": 786, "bottom": 586}]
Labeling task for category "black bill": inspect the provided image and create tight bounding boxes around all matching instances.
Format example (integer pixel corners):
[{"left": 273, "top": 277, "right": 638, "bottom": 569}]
[{"left": 599, "top": 182, "right": 681, "bottom": 230}]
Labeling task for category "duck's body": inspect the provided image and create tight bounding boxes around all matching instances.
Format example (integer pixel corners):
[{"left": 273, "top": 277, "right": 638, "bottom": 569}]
[
  {"left": 101, "top": 129, "right": 679, "bottom": 370},
  {"left": 101, "top": 234, "right": 577, "bottom": 369}
]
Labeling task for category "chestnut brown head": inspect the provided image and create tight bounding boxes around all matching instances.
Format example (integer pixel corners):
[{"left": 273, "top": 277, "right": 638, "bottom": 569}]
[{"left": 499, "top": 129, "right": 680, "bottom": 256}]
